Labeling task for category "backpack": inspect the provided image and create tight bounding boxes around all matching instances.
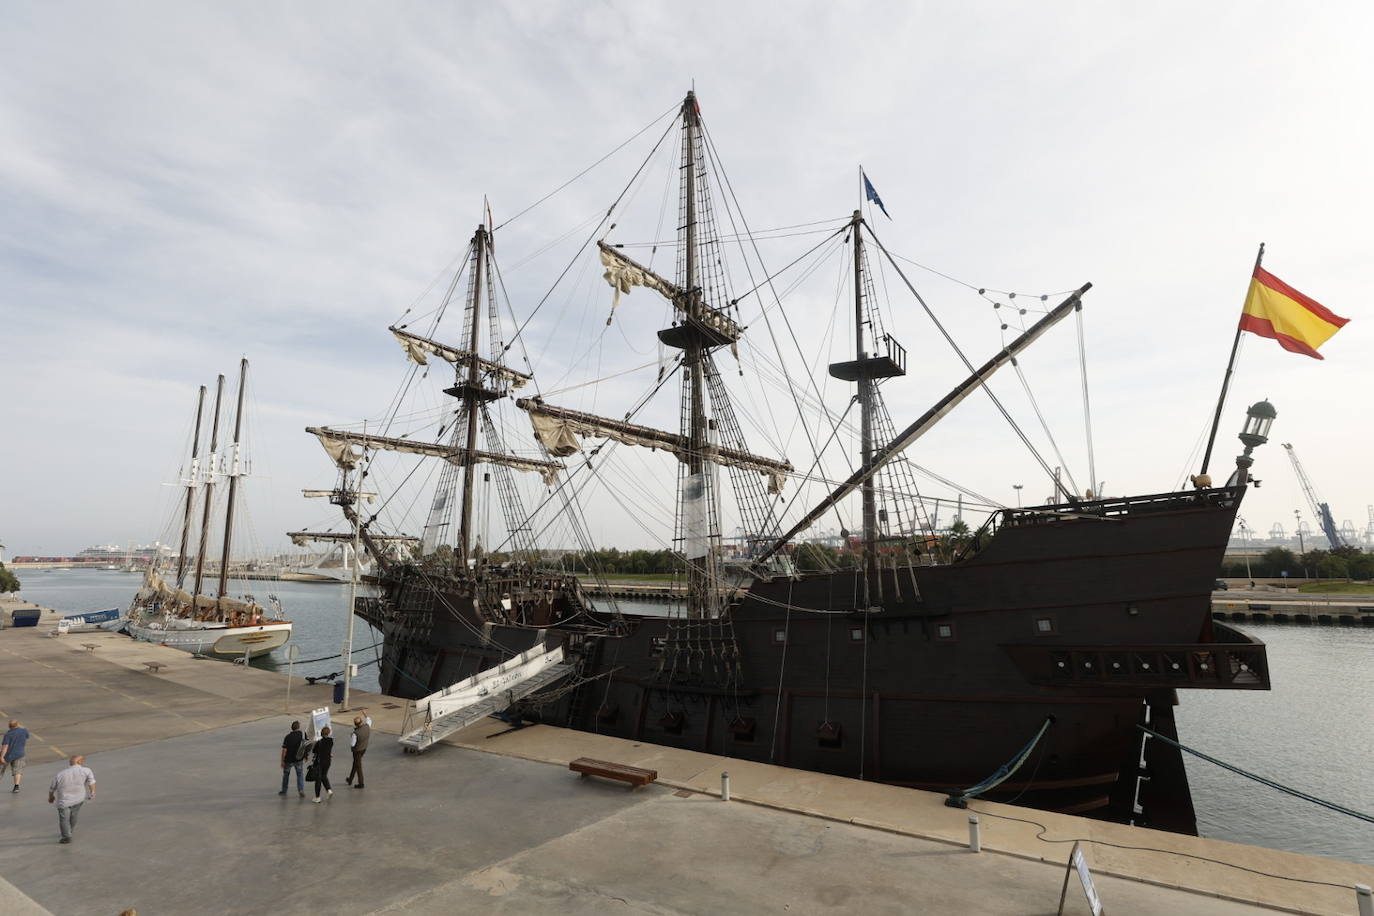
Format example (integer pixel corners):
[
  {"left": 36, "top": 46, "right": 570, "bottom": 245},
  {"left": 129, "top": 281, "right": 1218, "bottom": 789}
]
[{"left": 295, "top": 737, "right": 314, "bottom": 763}]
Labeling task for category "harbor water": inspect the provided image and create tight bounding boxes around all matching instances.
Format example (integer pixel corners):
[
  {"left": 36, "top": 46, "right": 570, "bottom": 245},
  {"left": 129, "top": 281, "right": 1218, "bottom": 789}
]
[
  {"left": 16, "top": 567, "right": 385, "bottom": 693},
  {"left": 13, "top": 568, "right": 1374, "bottom": 865}
]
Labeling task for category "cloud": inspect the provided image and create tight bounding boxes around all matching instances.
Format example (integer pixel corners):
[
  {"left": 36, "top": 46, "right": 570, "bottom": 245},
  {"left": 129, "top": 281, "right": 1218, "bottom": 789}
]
[{"left": 2, "top": 2, "right": 1371, "bottom": 556}]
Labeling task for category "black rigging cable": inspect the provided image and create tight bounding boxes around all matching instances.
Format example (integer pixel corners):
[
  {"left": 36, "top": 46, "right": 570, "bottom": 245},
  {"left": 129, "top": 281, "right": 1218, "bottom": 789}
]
[
  {"left": 494, "top": 101, "right": 680, "bottom": 233},
  {"left": 864, "top": 222, "right": 1069, "bottom": 497}
]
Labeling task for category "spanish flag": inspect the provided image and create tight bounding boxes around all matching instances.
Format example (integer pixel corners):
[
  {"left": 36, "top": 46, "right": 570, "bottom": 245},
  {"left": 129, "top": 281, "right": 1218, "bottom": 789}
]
[{"left": 1239, "top": 266, "right": 1348, "bottom": 359}]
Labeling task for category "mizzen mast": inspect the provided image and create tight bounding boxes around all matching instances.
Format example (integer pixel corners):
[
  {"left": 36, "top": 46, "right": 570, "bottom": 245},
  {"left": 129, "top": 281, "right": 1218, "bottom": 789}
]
[{"left": 826, "top": 211, "right": 907, "bottom": 601}]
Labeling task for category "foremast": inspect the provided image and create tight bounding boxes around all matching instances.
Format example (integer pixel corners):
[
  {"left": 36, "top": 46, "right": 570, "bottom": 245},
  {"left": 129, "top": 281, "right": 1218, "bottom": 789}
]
[{"left": 174, "top": 385, "right": 207, "bottom": 588}]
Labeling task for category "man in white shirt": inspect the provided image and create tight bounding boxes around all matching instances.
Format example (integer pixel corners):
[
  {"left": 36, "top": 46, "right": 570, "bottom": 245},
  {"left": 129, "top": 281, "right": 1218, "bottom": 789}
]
[{"left": 48, "top": 754, "right": 96, "bottom": 844}]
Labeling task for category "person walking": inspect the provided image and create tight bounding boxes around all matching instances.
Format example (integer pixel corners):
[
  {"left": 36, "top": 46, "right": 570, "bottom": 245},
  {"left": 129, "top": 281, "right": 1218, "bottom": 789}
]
[
  {"left": 311, "top": 726, "right": 334, "bottom": 803},
  {"left": 48, "top": 754, "right": 96, "bottom": 844},
  {"left": 346, "top": 715, "right": 370, "bottom": 789},
  {"left": 279, "top": 721, "right": 308, "bottom": 797},
  {"left": 1, "top": 719, "right": 30, "bottom": 793}
]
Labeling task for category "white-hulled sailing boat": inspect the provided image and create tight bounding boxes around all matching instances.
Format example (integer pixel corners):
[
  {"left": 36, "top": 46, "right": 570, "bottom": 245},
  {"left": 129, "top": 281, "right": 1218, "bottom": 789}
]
[{"left": 124, "top": 359, "right": 291, "bottom": 658}]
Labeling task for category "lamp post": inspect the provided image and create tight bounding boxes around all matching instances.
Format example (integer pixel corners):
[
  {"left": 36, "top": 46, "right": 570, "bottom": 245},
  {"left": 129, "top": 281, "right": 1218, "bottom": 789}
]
[
  {"left": 1231, "top": 400, "right": 1276, "bottom": 586},
  {"left": 1013, "top": 484, "right": 1023, "bottom": 508}
]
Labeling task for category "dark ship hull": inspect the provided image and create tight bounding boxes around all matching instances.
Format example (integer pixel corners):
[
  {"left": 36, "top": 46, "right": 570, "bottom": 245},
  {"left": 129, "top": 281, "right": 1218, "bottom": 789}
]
[{"left": 359, "top": 487, "right": 1268, "bottom": 834}]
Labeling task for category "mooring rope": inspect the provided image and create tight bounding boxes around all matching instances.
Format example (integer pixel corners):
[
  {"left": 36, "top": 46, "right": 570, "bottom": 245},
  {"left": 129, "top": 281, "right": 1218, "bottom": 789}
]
[
  {"left": 1140, "top": 725, "right": 1374, "bottom": 825},
  {"left": 946, "top": 715, "right": 1055, "bottom": 806}
]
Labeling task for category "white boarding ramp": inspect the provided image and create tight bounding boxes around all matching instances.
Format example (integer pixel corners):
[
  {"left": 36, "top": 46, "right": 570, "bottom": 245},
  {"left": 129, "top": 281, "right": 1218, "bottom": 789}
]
[{"left": 397, "top": 644, "right": 571, "bottom": 753}]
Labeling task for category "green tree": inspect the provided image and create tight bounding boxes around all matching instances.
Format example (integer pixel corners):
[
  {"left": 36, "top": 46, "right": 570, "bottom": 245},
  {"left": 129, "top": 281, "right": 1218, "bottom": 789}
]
[
  {"left": 1258, "top": 547, "right": 1297, "bottom": 577},
  {"left": 1316, "top": 553, "right": 1350, "bottom": 580},
  {"left": 0, "top": 562, "right": 20, "bottom": 594},
  {"left": 1347, "top": 552, "right": 1374, "bottom": 581},
  {"left": 1299, "top": 549, "right": 1327, "bottom": 579},
  {"left": 793, "top": 543, "right": 836, "bottom": 573}
]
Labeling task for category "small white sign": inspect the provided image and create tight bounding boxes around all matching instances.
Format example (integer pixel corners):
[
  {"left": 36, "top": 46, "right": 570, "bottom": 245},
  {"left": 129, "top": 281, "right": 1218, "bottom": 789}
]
[
  {"left": 287, "top": 644, "right": 301, "bottom": 661},
  {"left": 1071, "top": 844, "right": 1103, "bottom": 916},
  {"left": 310, "top": 706, "right": 331, "bottom": 738}
]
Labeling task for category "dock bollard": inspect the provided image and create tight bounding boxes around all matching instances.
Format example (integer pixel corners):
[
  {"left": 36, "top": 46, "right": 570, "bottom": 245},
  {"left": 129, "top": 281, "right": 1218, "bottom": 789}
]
[
  {"left": 1357, "top": 884, "right": 1373, "bottom": 916},
  {"left": 721, "top": 771, "right": 730, "bottom": 802},
  {"left": 968, "top": 814, "right": 981, "bottom": 852}
]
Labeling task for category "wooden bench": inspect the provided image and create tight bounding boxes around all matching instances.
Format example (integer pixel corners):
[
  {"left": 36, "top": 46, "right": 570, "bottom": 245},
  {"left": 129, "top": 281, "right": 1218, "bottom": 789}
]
[
  {"left": 569, "top": 757, "right": 657, "bottom": 789},
  {"left": 81, "top": 644, "right": 98, "bottom": 652},
  {"left": 142, "top": 661, "right": 167, "bottom": 673}
]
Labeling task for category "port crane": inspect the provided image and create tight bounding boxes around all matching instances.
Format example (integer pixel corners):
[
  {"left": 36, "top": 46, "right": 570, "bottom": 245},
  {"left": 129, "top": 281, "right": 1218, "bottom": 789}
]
[{"left": 1282, "top": 443, "right": 1347, "bottom": 549}]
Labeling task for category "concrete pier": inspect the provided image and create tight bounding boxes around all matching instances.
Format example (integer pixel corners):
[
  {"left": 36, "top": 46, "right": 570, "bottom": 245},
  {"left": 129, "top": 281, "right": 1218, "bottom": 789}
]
[{"left": 3, "top": 604, "right": 1372, "bottom": 914}]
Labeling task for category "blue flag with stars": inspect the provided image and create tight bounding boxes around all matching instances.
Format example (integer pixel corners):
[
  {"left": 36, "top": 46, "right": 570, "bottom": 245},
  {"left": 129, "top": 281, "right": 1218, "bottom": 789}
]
[{"left": 863, "top": 172, "right": 891, "bottom": 219}]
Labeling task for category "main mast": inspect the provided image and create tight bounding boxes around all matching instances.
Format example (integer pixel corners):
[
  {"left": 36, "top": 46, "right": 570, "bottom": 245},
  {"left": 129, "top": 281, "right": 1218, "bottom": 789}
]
[
  {"left": 679, "top": 92, "right": 713, "bottom": 619},
  {"left": 175, "top": 385, "right": 207, "bottom": 588},
  {"left": 455, "top": 225, "right": 492, "bottom": 570},
  {"left": 216, "top": 358, "right": 248, "bottom": 602}
]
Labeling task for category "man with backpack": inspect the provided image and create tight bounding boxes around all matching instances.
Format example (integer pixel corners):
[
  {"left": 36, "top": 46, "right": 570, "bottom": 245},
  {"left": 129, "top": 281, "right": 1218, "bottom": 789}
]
[{"left": 278, "top": 721, "right": 311, "bottom": 797}]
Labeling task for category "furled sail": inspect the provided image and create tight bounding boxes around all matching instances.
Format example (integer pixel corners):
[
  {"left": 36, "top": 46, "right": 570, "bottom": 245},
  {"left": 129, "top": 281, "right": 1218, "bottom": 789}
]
[
  {"left": 388, "top": 327, "right": 532, "bottom": 388},
  {"left": 599, "top": 243, "right": 678, "bottom": 312},
  {"left": 752, "top": 284, "right": 1091, "bottom": 564},
  {"left": 288, "top": 531, "right": 419, "bottom": 547},
  {"left": 307, "top": 426, "right": 562, "bottom": 486},
  {"left": 597, "top": 243, "right": 743, "bottom": 343},
  {"left": 516, "top": 398, "right": 791, "bottom": 494},
  {"left": 139, "top": 569, "right": 260, "bottom": 615}
]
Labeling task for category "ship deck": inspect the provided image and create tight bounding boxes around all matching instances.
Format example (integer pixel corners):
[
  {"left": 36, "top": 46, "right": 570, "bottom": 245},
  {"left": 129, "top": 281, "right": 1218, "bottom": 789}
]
[{"left": 3, "top": 596, "right": 1370, "bottom": 915}]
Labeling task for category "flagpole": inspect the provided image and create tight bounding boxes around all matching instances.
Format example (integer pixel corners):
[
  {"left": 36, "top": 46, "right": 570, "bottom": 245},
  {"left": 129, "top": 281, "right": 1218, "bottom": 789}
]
[{"left": 1198, "top": 242, "right": 1265, "bottom": 479}]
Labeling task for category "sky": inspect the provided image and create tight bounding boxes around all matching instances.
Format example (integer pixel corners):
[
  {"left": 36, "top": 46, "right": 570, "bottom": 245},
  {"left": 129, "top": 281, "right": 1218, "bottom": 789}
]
[{"left": 2, "top": 1, "right": 1371, "bottom": 559}]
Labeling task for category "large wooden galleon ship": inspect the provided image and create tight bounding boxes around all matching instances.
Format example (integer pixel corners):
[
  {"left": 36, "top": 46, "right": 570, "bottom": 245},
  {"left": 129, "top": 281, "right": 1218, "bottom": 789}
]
[{"left": 305, "top": 91, "right": 1273, "bottom": 834}]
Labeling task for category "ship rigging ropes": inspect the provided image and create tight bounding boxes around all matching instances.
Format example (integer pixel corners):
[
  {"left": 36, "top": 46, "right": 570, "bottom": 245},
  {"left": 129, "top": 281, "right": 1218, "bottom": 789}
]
[{"left": 346, "top": 97, "right": 1102, "bottom": 601}]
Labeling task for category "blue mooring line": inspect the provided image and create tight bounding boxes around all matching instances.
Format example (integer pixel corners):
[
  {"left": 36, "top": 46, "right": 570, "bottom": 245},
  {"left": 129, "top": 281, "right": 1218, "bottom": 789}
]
[{"left": 945, "top": 715, "right": 1054, "bottom": 808}]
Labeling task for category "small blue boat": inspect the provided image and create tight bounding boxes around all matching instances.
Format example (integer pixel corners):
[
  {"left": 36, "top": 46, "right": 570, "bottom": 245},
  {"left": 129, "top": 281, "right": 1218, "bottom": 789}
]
[{"left": 61, "top": 608, "right": 121, "bottom": 626}]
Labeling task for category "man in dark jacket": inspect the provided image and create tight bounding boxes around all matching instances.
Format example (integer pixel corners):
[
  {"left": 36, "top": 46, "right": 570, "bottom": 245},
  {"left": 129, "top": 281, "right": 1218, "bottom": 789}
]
[
  {"left": 279, "top": 721, "right": 307, "bottom": 797},
  {"left": 346, "top": 715, "right": 370, "bottom": 789}
]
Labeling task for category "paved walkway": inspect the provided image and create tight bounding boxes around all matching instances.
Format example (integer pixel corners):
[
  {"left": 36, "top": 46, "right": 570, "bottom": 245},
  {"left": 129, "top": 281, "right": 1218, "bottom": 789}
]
[{"left": 1, "top": 620, "right": 1368, "bottom": 914}]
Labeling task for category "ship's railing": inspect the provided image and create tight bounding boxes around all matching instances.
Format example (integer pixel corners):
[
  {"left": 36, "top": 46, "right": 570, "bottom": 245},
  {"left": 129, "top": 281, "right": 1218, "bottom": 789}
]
[
  {"left": 354, "top": 596, "right": 387, "bottom": 626},
  {"left": 950, "top": 512, "right": 1002, "bottom": 563},
  {"left": 1004, "top": 639, "right": 1268, "bottom": 690},
  {"left": 1003, "top": 486, "right": 1243, "bottom": 528}
]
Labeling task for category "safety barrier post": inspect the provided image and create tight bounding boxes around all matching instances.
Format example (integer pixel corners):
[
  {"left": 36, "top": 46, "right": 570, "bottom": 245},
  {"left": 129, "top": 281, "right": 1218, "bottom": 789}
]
[
  {"left": 721, "top": 771, "right": 730, "bottom": 802},
  {"left": 968, "top": 814, "right": 981, "bottom": 852},
  {"left": 1356, "top": 883, "right": 1372, "bottom": 916}
]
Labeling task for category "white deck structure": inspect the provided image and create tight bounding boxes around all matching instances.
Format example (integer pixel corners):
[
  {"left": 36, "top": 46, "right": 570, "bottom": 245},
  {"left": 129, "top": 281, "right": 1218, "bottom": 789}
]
[{"left": 397, "top": 641, "right": 572, "bottom": 752}]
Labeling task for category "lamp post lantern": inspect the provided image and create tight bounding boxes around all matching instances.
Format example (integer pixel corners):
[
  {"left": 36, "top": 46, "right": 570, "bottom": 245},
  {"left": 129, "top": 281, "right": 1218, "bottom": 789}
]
[{"left": 1013, "top": 484, "right": 1023, "bottom": 508}]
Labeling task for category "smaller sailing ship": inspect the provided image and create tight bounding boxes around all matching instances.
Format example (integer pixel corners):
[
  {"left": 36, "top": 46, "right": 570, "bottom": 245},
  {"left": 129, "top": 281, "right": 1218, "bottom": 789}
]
[{"left": 124, "top": 359, "right": 292, "bottom": 658}]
